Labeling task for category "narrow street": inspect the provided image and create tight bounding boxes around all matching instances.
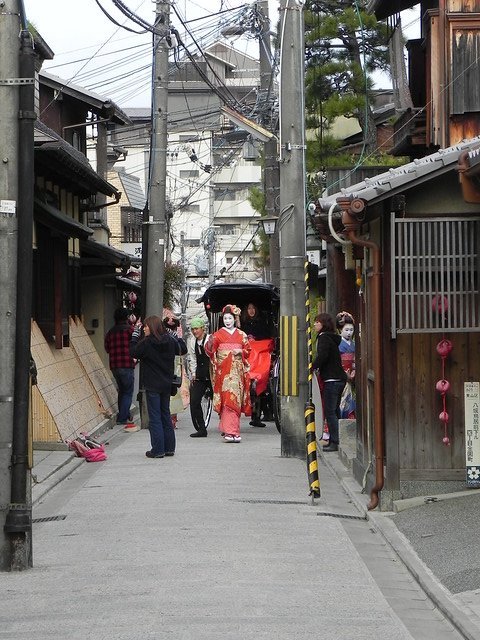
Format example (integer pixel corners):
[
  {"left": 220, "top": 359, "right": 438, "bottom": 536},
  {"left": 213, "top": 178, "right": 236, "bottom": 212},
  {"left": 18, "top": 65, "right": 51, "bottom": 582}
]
[{"left": 1, "top": 417, "right": 465, "bottom": 640}]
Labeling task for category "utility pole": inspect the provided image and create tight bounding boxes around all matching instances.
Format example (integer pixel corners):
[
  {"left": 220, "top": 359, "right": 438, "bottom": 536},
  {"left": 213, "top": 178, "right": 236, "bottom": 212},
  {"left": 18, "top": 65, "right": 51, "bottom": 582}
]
[
  {"left": 257, "top": 0, "right": 280, "bottom": 287},
  {"left": 0, "top": 0, "right": 20, "bottom": 572},
  {"left": 278, "top": 0, "right": 308, "bottom": 458},
  {"left": 144, "top": 0, "right": 170, "bottom": 318},
  {"left": 207, "top": 227, "right": 216, "bottom": 283},
  {"left": 140, "top": 0, "right": 170, "bottom": 430},
  {"left": 179, "top": 231, "right": 187, "bottom": 337},
  {"left": 1, "top": 0, "right": 35, "bottom": 570}
]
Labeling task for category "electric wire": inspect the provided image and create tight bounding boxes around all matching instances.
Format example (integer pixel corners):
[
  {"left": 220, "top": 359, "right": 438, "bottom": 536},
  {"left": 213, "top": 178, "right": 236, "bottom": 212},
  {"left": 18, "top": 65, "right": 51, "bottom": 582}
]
[
  {"left": 171, "top": 3, "right": 241, "bottom": 108},
  {"left": 38, "top": 0, "right": 150, "bottom": 117},
  {"left": 46, "top": 43, "right": 151, "bottom": 70},
  {"left": 95, "top": 0, "right": 148, "bottom": 33}
]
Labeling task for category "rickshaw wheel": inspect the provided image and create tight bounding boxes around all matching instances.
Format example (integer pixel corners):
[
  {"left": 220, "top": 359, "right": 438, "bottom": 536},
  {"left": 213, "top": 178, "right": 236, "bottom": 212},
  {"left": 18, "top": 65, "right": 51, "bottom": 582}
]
[
  {"left": 271, "top": 362, "right": 281, "bottom": 433},
  {"left": 202, "top": 387, "right": 213, "bottom": 428}
]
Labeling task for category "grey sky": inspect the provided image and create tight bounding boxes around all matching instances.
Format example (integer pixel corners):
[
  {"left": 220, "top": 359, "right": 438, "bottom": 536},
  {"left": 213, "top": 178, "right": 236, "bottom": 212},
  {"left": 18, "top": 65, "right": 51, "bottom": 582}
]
[{"left": 24, "top": 0, "right": 275, "bottom": 108}]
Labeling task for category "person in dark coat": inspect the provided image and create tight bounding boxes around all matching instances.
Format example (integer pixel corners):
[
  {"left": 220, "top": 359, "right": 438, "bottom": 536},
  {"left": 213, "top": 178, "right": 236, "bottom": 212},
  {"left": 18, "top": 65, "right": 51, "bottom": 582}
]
[
  {"left": 130, "top": 315, "right": 186, "bottom": 458},
  {"left": 312, "top": 313, "right": 347, "bottom": 452},
  {"left": 241, "top": 302, "right": 270, "bottom": 340},
  {"left": 241, "top": 302, "right": 272, "bottom": 427}
]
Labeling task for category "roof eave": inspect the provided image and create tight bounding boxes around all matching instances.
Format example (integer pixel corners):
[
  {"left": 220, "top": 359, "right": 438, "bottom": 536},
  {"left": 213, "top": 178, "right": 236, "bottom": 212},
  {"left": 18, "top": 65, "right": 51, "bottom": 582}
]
[
  {"left": 319, "top": 137, "right": 480, "bottom": 213},
  {"left": 39, "top": 71, "right": 132, "bottom": 125},
  {"left": 367, "top": 0, "right": 420, "bottom": 20}
]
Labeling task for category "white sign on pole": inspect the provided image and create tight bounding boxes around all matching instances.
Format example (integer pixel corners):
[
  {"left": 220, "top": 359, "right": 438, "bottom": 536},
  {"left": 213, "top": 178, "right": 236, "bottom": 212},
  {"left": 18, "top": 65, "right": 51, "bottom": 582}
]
[
  {"left": 465, "top": 381, "right": 480, "bottom": 486},
  {"left": 0, "top": 199, "right": 16, "bottom": 215},
  {"left": 307, "top": 249, "right": 320, "bottom": 266}
]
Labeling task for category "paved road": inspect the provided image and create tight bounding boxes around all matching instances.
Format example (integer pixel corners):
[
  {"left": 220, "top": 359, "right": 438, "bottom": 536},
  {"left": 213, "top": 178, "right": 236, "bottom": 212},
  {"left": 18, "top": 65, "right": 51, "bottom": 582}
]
[
  {"left": 0, "top": 415, "right": 466, "bottom": 640},
  {"left": 390, "top": 492, "right": 480, "bottom": 631}
]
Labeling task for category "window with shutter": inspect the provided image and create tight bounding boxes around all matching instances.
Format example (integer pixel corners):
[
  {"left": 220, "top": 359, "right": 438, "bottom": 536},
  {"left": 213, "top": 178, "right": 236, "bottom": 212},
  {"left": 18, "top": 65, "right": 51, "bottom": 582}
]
[{"left": 391, "top": 215, "right": 480, "bottom": 336}]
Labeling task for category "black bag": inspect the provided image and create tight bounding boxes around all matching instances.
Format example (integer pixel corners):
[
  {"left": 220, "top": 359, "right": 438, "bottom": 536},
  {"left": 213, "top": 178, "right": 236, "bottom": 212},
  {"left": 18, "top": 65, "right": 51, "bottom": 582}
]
[{"left": 171, "top": 335, "right": 186, "bottom": 388}]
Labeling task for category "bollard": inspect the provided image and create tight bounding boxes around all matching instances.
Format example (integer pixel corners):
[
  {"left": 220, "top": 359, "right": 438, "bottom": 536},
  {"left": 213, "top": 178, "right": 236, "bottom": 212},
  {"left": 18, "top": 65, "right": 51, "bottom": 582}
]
[
  {"left": 304, "top": 260, "right": 320, "bottom": 500},
  {"left": 306, "top": 403, "right": 320, "bottom": 500}
]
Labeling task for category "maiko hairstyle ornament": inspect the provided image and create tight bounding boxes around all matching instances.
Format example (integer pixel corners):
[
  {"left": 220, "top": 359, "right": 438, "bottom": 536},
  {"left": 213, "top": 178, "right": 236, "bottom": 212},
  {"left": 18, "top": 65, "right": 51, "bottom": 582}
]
[
  {"left": 221, "top": 304, "right": 241, "bottom": 317},
  {"left": 336, "top": 311, "right": 355, "bottom": 329}
]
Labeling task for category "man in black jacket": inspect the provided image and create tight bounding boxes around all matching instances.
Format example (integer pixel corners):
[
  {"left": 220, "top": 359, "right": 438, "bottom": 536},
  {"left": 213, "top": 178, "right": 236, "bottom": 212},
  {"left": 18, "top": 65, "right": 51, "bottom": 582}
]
[{"left": 186, "top": 317, "right": 211, "bottom": 438}]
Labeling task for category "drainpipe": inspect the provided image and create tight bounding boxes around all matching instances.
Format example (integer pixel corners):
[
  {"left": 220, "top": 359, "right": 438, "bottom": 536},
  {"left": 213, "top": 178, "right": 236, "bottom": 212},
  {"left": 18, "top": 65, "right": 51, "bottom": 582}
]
[
  {"left": 457, "top": 150, "right": 480, "bottom": 203},
  {"left": 4, "top": 15, "right": 35, "bottom": 568},
  {"left": 83, "top": 189, "right": 122, "bottom": 212},
  {"left": 337, "top": 197, "right": 384, "bottom": 510}
]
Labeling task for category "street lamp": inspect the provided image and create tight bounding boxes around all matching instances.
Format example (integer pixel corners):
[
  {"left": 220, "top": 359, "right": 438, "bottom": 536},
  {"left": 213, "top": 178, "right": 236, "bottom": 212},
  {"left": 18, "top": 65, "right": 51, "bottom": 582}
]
[{"left": 259, "top": 215, "right": 278, "bottom": 236}]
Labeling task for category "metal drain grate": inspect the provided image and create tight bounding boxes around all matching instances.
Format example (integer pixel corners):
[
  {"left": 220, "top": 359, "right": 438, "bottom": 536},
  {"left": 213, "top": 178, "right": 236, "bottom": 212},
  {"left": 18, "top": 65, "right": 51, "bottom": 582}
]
[
  {"left": 32, "top": 515, "right": 67, "bottom": 523},
  {"left": 317, "top": 511, "right": 366, "bottom": 521},
  {"left": 233, "top": 499, "right": 310, "bottom": 506}
]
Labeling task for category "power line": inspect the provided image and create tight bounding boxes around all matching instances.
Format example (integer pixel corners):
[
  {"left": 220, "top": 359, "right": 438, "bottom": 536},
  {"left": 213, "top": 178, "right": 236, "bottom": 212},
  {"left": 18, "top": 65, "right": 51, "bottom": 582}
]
[{"left": 95, "top": 0, "right": 147, "bottom": 33}]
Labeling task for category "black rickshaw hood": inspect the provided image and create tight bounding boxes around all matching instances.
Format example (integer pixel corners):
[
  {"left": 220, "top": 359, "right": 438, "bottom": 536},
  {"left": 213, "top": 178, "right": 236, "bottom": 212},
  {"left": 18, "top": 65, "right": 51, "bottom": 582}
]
[{"left": 197, "top": 281, "right": 279, "bottom": 313}]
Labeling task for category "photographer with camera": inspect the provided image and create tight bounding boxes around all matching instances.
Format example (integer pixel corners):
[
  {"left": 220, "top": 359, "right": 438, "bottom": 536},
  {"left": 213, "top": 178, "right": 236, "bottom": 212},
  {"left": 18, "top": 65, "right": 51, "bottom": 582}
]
[{"left": 130, "top": 315, "right": 186, "bottom": 459}]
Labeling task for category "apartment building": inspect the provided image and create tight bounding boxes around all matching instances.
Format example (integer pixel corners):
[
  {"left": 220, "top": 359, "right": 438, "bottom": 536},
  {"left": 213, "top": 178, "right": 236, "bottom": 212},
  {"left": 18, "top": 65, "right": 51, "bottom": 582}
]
[{"left": 107, "top": 41, "right": 266, "bottom": 313}]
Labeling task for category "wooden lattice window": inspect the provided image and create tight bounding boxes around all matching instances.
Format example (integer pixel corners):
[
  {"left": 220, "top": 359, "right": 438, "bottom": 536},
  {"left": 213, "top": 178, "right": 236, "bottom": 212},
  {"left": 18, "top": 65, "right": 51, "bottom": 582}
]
[{"left": 391, "top": 215, "right": 480, "bottom": 337}]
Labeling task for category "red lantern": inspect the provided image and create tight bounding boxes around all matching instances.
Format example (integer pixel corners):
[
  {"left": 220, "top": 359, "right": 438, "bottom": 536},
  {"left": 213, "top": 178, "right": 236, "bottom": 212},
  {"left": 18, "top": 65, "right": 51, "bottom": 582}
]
[
  {"left": 436, "top": 339, "right": 453, "bottom": 357},
  {"left": 436, "top": 379, "right": 450, "bottom": 394},
  {"left": 436, "top": 337, "right": 452, "bottom": 446}
]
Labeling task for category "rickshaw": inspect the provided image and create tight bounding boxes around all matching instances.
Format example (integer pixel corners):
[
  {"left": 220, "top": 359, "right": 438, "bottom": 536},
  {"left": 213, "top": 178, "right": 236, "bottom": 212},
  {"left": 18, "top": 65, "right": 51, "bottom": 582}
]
[{"left": 197, "top": 281, "right": 281, "bottom": 432}]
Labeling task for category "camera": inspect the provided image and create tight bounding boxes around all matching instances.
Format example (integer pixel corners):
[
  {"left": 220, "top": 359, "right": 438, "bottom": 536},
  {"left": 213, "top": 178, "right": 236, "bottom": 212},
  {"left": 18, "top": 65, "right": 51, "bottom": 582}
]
[{"left": 163, "top": 316, "right": 180, "bottom": 329}]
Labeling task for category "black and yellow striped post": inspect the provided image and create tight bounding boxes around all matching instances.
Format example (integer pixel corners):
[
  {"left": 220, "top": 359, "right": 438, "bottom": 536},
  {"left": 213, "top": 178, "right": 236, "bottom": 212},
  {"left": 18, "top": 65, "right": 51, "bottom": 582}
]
[
  {"left": 305, "top": 402, "right": 320, "bottom": 498},
  {"left": 305, "top": 259, "right": 320, "bottom": 499}
]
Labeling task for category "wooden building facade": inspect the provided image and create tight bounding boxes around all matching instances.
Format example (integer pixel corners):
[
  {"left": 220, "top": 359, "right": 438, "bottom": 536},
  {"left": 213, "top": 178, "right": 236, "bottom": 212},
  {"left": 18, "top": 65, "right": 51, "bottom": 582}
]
[
  {"left": 28, "top": 42, "right": 137, "bottom": 443},
  {"left": 369, "top": 0, "right": 480, "bottom": 156},
  {"left": 316, "top": 139, "right": 480, "bottom": 509}
]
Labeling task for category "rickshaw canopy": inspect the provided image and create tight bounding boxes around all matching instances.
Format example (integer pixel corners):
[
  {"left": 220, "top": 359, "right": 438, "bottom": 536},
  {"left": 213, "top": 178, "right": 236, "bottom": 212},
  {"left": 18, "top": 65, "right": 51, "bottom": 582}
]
[{"left": 197, "top": 281, "right": 279, "bottom": 314}]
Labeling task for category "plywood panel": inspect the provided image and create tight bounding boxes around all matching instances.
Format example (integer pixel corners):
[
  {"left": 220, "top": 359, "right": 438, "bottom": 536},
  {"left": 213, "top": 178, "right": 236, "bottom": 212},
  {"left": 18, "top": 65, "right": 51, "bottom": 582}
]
[
  {"left": 31, "top": 384, "right": 60, "bottom": 443},
  {"left": 31, "top": 320, "right": 108, "bottom": 442},
  {"left": 68, "top": 317, "right": 116, "bottom": 418}
]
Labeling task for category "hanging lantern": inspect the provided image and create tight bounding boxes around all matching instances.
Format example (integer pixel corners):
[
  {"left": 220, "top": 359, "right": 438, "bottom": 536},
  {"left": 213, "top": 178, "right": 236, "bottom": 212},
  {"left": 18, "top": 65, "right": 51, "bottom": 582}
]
[
  {"left": 436, "top": 337, "right": 452, "bottom": 446},
  {"left": 436, "top": 379, "right": 450, "bottom": 394},
  {"left": 436, "top": 339, "right": 453, "bottom": 357}
]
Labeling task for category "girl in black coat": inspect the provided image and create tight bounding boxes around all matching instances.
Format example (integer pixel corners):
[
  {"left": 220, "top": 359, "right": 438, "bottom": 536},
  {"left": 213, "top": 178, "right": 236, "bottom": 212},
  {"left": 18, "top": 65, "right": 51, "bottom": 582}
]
[
  {"left": 312, "top": 313, "right": 347, "bottom": 452},
  {"left": 130, "top": 315, "right": 186, "bottom": 458}
]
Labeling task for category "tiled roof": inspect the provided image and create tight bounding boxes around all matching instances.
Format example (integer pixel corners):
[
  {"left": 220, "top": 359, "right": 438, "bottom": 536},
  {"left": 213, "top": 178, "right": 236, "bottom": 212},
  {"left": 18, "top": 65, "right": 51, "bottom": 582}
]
[
  {"left": 318, "top": 136, "right": 480, "bottom": 212},
  {"left": 34, "top": 121, "right": 118, "bottom": 197},
  {"left": 117, "top": 171, "right": 146, "bottom": 211}
]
